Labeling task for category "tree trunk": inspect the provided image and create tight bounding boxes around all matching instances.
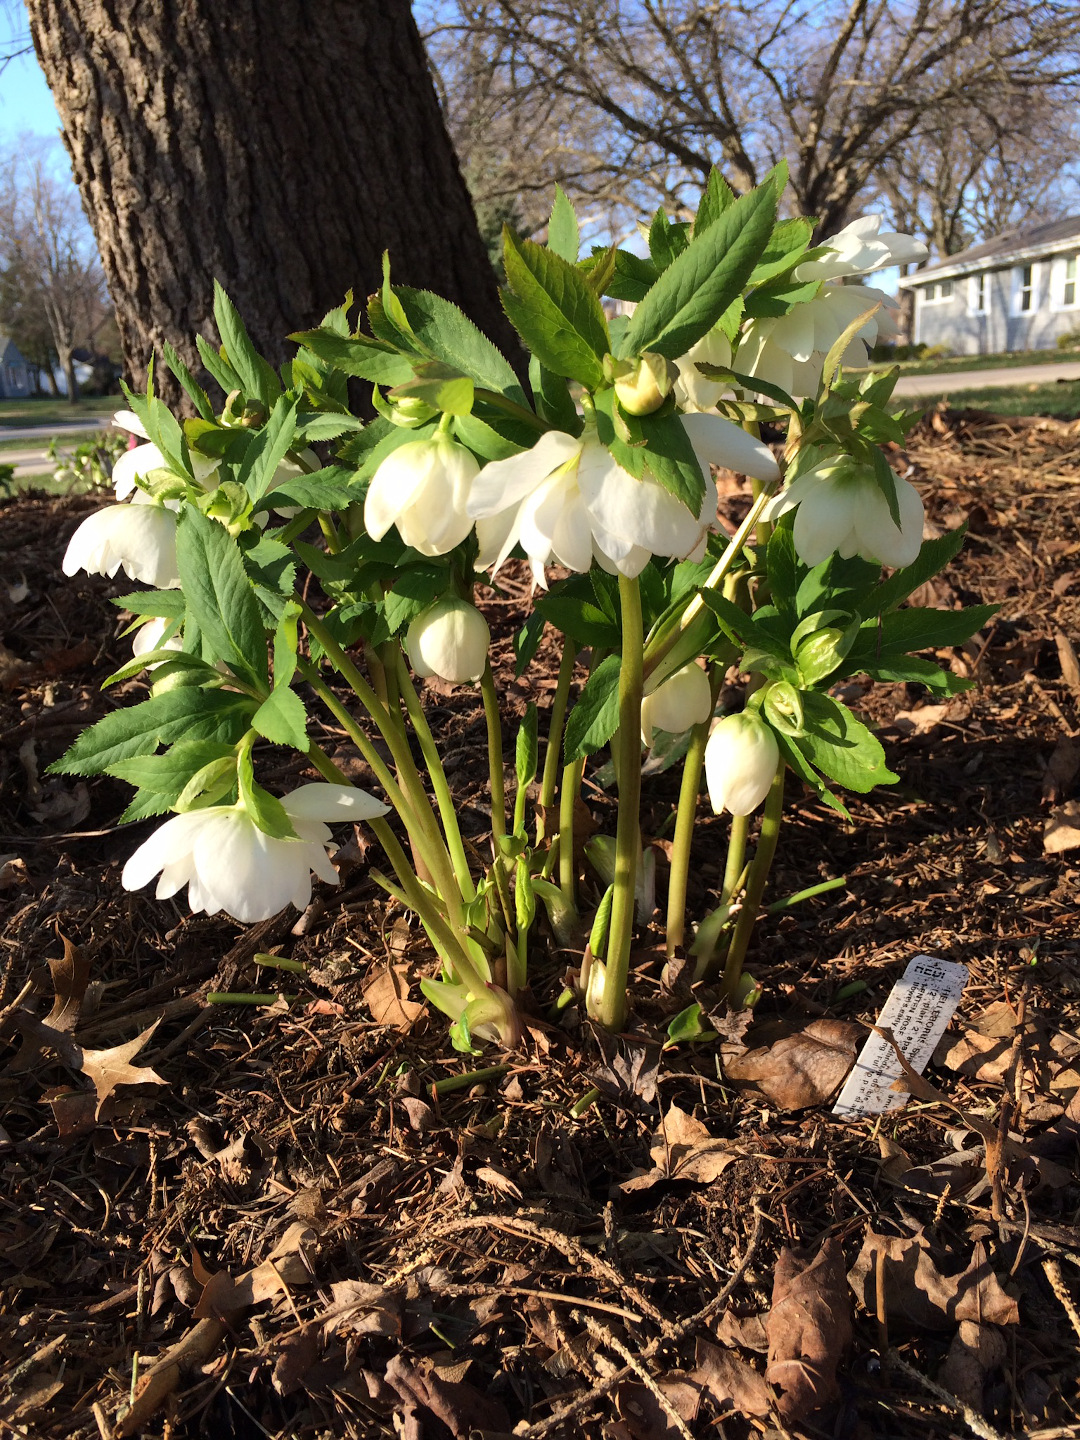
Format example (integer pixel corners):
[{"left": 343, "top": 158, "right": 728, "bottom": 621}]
[
  {"left": 59, "top": 347, "right": 79, "bottom": 403},
  {"left": 26, "top": 0, "right": 517, "bottom": 407}
]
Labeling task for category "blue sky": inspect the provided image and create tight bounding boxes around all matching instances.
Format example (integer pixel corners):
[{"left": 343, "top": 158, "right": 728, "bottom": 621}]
[{"left": 0, "top": 6, "right": 62, "bottom": 139}]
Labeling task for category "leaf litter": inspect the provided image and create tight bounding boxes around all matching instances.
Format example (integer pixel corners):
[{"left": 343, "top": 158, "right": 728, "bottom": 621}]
[{"left": 1, "top": 421, "right": 1080, "bottom": 1436}]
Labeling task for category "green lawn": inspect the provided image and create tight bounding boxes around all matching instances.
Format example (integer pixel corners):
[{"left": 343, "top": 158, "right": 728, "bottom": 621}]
[
  {"left": 0, "top": 430, "right": 102, "bottom": 454},
  {"left": 871, "top": 348, "right": 1080, "bottom": 379},
  {"left": 0, "top": 394, "right": 123, "bottom": 427},
  {"left": 910, "top": 380, "right": 1080, "bottom": 419}
]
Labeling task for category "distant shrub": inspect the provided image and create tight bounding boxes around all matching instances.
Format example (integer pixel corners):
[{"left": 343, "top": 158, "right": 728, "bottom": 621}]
[
  {"left": 1056, "top": 331, "right": 1080, "bottom": 351},
  {"left": 870, "top": 341, "right": 951, "bottom": 362}
]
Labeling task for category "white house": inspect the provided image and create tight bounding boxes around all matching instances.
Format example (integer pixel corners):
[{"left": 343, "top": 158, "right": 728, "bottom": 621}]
[{"left": 897, "top": 215, "right": 1080, "bottom": 354}]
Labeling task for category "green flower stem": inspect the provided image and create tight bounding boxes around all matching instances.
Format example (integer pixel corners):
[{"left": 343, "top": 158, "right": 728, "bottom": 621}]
[
  {"left": 473, "top": 387, "right": 549, "bottom": 432},
  {"left": 510, "top": 925, "right": 529, "bottom": 998},
  {"left": 297, "top": 657, "right": 459, "bottom": 920},
  {"left": 395, "top": 652, "right": 476, "bottom": 903},
  {"left": 536, "top": 640, "right": 576, "bottom": 844},
  {"left": 665, "top": 714, "right": 712, "bottom": 959},
  {"left": 368, "top": 821, "right": 490, "bottom": 995},
  {"left": 642, "top": 483, "right": 776, "bottom": 683},
  {"left": 721, "top": 761, "right": 786, "bottom": 1000},
  {"left": 722, "top": 812, "right": 751, "bottom": 906},
  {"left": 298, "top": 604, "right": 462, "bottom": 908},
  {"left": 597, "top": 574, "right": 644, "bottom": 1032},
  {"left": 558, "top": 756, "right": 585, "bottom": 909},
  {"left": 480, "top": 663, "right": 507, "bottom": 845}
]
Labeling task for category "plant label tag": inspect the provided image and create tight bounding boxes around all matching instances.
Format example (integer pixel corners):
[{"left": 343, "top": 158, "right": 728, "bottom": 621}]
[{"left": 832, "top": 954, "right": 967, "bottom": 1118}]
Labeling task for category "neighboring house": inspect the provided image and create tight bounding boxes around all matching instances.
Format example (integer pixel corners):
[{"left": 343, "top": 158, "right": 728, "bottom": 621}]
[
  {"left": 897, "top": 216, "right": 1080, "bottom": 355},
  {"left": 0, "top": 333, "right": 31, "bottom": 398}
]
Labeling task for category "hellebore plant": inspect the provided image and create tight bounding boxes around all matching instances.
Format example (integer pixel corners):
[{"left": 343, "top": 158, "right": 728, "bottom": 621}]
[{"left": 55, "top": 167, "right": 994, "bottom": 1049}]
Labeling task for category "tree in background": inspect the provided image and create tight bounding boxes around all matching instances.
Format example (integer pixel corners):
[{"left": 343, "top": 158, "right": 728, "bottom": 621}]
[
  {"left": 424, "top": 0, "right": 1080, "bottom": 248},
  {"left": 0, "top": 142, "right": 106, "bottom": 400},
  {"left": 25, "top": 0, "right": 516, "bottom": 406}
]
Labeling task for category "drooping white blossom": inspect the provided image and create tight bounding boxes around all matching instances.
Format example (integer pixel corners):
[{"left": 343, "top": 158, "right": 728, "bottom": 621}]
[
  {"left": 794, "top": 216, "right": 928, "bottom": 283},
  {"left": 673, "top": 328, "right": 733, "bottom": 412},
  {"left": 738, "top": 284, "right": 901, "bottom": 398},
  {"left": 122, "top": 783, "right": 389, "bottom": 923},
  {"left": 765, "top": 456, "right": 924, "bottom": 568},
  {"left": 640, "top": 661, "right": 713, "bottom": 743},
  {"left": 704, "top": 712, "right": 780, "bottom": 816},
  {"left": 364, "top": 433, "right": 479, "bottom": 556},
  {"left": 131, "top": 615, "right": 183, "bottom": 668},
  {"left": 467, "top": 417, "right": 776, "bottom": 584},
  {"left": 111, "top": 412, "right": 220, "bottom": 499},
  {"left": 406, "top": 597, "right": 491, "bottom": 684},
  {"left": 62, "top": 496, "right": 181, "bottom": 588}
]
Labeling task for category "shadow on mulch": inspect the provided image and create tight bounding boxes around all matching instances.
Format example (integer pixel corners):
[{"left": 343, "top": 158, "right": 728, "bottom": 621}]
[{"left": 0, "top": 412, "right": 1078, "bottom": 1438}]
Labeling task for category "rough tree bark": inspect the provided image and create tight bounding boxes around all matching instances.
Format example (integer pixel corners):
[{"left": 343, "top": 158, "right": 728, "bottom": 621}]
[{"left": 26, "top": 0, "right": 517, "bottom": 403}]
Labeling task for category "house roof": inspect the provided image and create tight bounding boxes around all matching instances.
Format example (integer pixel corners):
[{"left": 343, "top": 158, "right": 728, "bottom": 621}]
[
  {"left": 0, "top": 332, "right": 26, "bottom": 365},
  {"left": 897, "top": 214, "right": 1080, "bottom": 289}
]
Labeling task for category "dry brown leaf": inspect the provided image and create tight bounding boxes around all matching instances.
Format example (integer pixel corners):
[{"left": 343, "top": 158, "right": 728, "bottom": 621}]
[
  {"left": 892, "top": 701, "right": 956, "bottom": 737},
  {"left": 363, "top": 965, "right": 424, "bottom": 1031},
  {"left": 933, "top": 999, "right": 1039, "bottom": 1084},
  {"left": 78, "top": 1023, "right": 166, "bottom": 1117},
  {"left": 1043, "top": 736, "right": 1080, "bottom": 804},
  {"left": 724, "top": 1020, "right": 861, "bottom": 1109},
  {"left": 615, "top": 1378, "right": 701, "bottom": 1438},
  {"left": 690, "top": 1336, "right": 772, "bottom": 1416},
  {"left": 1055, "top": 631, "right": 1080, "bottom": 696},
  {"left": 272, "top": 1320, "right": 321, "bottom": 1397},
  {"left": 1044, "top": 800, "right": 1080, "bottom": 854},
  {"left": 712, "top": 1310, "right": 769, "bottom": 1353},
  {"left": 325, "top": 1279, "right": 403, "bottom": 1337},
  {"left": 942, "top": 1320, "right": 1007, "bottom": 1410},
  {"left": 475, "top": 1164, "right": 523, "bottom": 1200},
  {"left": 46, "top": 935, "right": 91, "bottom": 1032},
  {"left": 0, "top": 854, "right": 27, "bottom": 889},
  {"left": 765, "top": 1236, "right": 852, "bottom": 1422},
  {"left": 847, "top": 1231, "right": 1018, "bottom": 1329},
  {"left": 620, "top": 1103, "right": 742, "bottom": 1191},
  {"left": 383, "top": 1353, "right": 512, "bottom": 1436}
]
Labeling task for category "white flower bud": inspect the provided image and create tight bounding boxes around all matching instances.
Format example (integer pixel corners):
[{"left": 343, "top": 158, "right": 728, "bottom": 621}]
[
  {"left": 406, "top": 597, "right": 490, "bottom": 685},
  {"left": 640, "top": 661, "right": 712, "bottom": 744},
  {"left": 704, "top": 712, "right": 780, "bottom": 816}
]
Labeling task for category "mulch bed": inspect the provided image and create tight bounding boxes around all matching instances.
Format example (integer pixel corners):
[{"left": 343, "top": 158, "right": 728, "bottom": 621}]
[{"left": 1, "top": 406, "right": 1079, "bottom": 1439}]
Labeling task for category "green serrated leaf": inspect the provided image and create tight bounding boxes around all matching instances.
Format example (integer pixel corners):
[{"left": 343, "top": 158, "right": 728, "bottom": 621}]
[
  {"left": 563, "top": 654, "right": 622, "bottom": 761},
  {"left": 175, "top": 508, "right": 270, "bottom": 690},
  {"left": 502, "top": 229, "right": 609, "bottom": 388},
  {"left": 289, "top": 327, "right": 413, "bottom": 385},
  {"left": 548, "top": 185, "right": 580, "bottom": 262},
  {"left": 795, "top": 692, "right": 897, "bottom": 793},
  {"left": 50, "top": 690, "right": 255, "bottom": 776},
  {"left": 621, "top": 181, "right": 777, "bottom": 360},
  {"left": 251, "top": 686, "right": 308, "bottom": 749},
  {"left": 692, "top": 168, "right": 737, "bottom": 237}
]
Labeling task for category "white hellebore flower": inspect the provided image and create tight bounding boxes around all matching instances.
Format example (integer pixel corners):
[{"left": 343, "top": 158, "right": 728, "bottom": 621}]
[
  {"left": 467, "top": 418, "right": 777, "bottom": 584},
  {"left": 640, "top": 661, "right": 712, "bottom": 744},
  {"left": 794, "top": 216, "right": 928, "bottom": 283},
  {"left": 131, "top": 615, "right": 183, "bottom": 668},
  {"left": 673, "top": 327, "right": 733, "bottom": 413},
  {"left": 705, "top": 712, "right": 780, "bottom": 817},
  {"left": 111, "top": 410, "right": 219, "bottom": 499},
  {"left": 364, "top": 432, "right": 479, "bottom": 556},
  {"left": 122, "top": 783, "right": 389, "bottom": 923},
  {"left": 738, "top": 283, "right": 901, "bottom": 398},
  {"left": 406, "top": 596, "right": 491, "bottom": 684},
  {"left": 766, "top": 456, "right": 924, "bottom": 568},
  {"left": 62, "top": 495, "right": 181, "bottom": 588}
]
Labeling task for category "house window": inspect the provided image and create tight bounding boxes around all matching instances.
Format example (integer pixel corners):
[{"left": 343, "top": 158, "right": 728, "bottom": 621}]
[
  {"left": 922, "top": 280, "right": 954, "bottom": 304},
  {"left": 1065, "top": 256, "right": 1077, "bottom": 307},
  {"left": 969, "top": 273, "right": 989, "bottom": 314},
  {"left": 1019, "top": 264, "right": 1035, "bottom": 311}
]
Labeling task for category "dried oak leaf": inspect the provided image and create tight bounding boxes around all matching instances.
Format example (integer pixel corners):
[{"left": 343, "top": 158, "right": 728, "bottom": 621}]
[
  {"left": 363, "top": 966, "right": 424, "bottom": 1031},
  {"left": 1044, "top": 801, "right": 1080, "bottom": 854},
  {"left": 78, "top": 1024, "right": 166, "bottom": 1117},
  {"left": 724, "top": 1019, "right": 861, "bottom": 1110},
  {"left": 934, "top": 999, "right": 1042, "bottom": 1084},
  {"left": 383, "top": 1353, "right": 511, "bottom": 1436},
  {"left": 615, "top": 1377, "right": 701, "bottom": 1438},
  {"left": 847, "top": 1231, "right": 1018, "bottom": 1330},
  {"left": 46, "top": 936, "right": 91, "bottom": 1031},
  {"left": 690, "top": 1337, "right": 772, "bottom": 1416},
  {"left": 765, "top": 1236, "right": 852, "bottom": 1422},
  {"left": 620, "top": 1103, "right": 742, "bottom": 1192}
]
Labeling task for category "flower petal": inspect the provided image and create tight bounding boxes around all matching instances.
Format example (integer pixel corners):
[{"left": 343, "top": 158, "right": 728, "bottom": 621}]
[
  {"left": 282, "top": 782, "right": 390, "bottom": 823},
  {"left": 467, "top": 430, "right": 581, "bottom": 518},
  {"left": 681, "top": 412, "right": 779, "bottom": 484}
]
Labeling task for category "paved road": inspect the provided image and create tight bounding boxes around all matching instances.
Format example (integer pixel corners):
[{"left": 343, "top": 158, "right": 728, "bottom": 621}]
[
  {"left": 893, "top": 361, "right": 1080, "bottom": 397},
  {"left": 0, "top": 416, "right": 114, "bottom": 443}
]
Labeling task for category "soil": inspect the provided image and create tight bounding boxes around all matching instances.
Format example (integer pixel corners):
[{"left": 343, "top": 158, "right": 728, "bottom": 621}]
[{"left": 1, "top": 405, "right": 1079, "bottom": 1440}]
